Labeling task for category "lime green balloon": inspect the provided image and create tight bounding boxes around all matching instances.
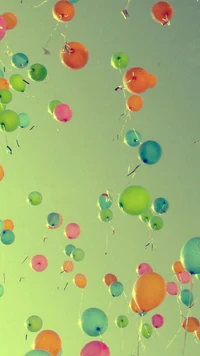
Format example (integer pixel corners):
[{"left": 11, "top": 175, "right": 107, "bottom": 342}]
[
  {"left": 25, "top": 315, "right": 43, "bottom": 332},
  {"left": 0, "top": 89, "right": 12, "bottom": 104},
  {"left": 141, "top": 323, "right": 153, "bottom": 339},
  {"left": 27, "top": 191, "right": 42, "bottom": 206},
  {"left": 99, "top": 209, "right": 113, "bottom": 222},
  {"left": 0, "top": 284, "right": 4, "bottom": 297},
  {"left": 28, "top": 63, "right": 47, "bottom": 82},
  {"left": 71, "top": 248, "right": 85, "bottom": 261},
  {"left": 48, "top": 100, "right": 62, "bottom": 114},
  {"left": 139, "top": 209, "right": 153, "bottom": 223},
  {"left": 9, "top": 74, "right": 26, "bottom": 92},
  {"left": 111, "top": 52, "right": 129, "bottom": 69},
  {"left": 195, "top": 274, "right": 200, "bottom": 280},
  {"left": 148, "top": 216, "right": 164, "bottom": 231},
  {"left": 119, "top": 185, "right": 152, "bottom": 215},
  {"left": 0, "top": 110, "right": 20, "bottom": 132},
  {"left": 0, "top": 103, "right": 6, "bottom": 112},
  {"left": 115, "top": 315, "right": 129, "bottom": 328}
]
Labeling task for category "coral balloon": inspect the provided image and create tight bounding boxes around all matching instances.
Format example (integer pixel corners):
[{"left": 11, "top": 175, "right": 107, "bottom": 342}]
[
  {"left": 176, "top": 271, "right": 191, "bottom": 284},
  {"left": 0, "top": 78, "right": 9, "bottom": 89},
  {"left": 31, "top": 255, "right": 48, "bottom": 272},
  {"left": 123, "top": 67, "right": 149, "bottom": 94},
  {"left": 53, "top": 0, "right": 75, "bottom": 22},
  {"left": 53, "top": 103, "right": 72, "bottom": 122},
  {"left": 60, "top": 42, "right": 89, "bottom": 70},
  {"left": 137, "top": 263, "right": 153, "bottom": 276},
  {"left": 148, "top": 73, "right": 157, "bottom": 88},
  {"left": 62, "top": 260, "right": 74, "bottom": 272},
  {"left": 182, "top": 317, "right": 199, "bottom": 332},
  {"left": 33, "top": 330, "right": 62, "bottom": 356},
  {"left": 0, "top": 165, "right": 4, "bottom": 181},
  {"left": 64, "top": 222, "right": 80, "bottom": 239},
  {"left": 73, "top": 273, "right": 87, "bottom": 288},
  {"left": 151, "top": 2, "right": 174, "bottom": 25},
  {"left": 126, "top": 95, "right": 143, "bottom": 112},
  {"left": 2, "top": 12, "right": 17, "bottom": 30},
  {"left": 172, "top": 260, "right": 184, "bottom": 273},
  {"left": 80, "top": 341, "right": 110, "bottom": 356},
  {"left": 166, "top": 281, "right": 178, "bottom": 296},
  {"left": 103, "top": 273, "right": 117, "bottom": 286}
]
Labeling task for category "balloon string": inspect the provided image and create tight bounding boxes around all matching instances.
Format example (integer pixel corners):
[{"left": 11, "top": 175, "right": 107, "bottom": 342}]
[
  {"left": 106, "top": 300, "right": 112, "bottom": 316},
  {"left": 34, "top": 0, "right": 48, "bottom": 8},
  {"left": 120, "top": 327, "right": 124, "bottom": 356},
  {"left": 166, "top": 326, "right": 182, "bottom": 349},
  {"left": 43, "top": 23, "right": 59, "bottom": 49},
  {"left": 77, "top": 290, "right": 84, "bottom": 320}
]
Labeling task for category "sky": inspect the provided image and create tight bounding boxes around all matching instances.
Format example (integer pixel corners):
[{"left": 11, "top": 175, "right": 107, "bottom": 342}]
[{"left": 1, "top": 0, "right": 200, "bottom": 355}]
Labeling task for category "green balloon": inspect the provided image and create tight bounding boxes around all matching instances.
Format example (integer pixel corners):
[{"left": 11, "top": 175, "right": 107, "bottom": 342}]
[
  {"left": 48, "top": 100, "right": 62, "bottom": 114},
  {"left": 0, "top": 110, "right": 20, "bottom": 132},
  {"left": 148, "top": 216, "right": 164, "bottom": 231},
  {"left": 195, "top": 274, "right": 200, "bottom": 280},
  {"left": 115, "top": 315, "right": 129, "bottom": 328},
  {"left": 111, "top": 52, "right": 129, "bottom": 69},
  {"left": 141, "top": 323, "right": 153, "bottom": 339},
  {"left": 25, "top": 315, "right": 43, "bottom": 332},
  {"left": 0, "top": 103, "right": 6, "bottom": 112},
  {"left": 0, "top": 89, "right": 12, "bottom": 104},
  {"left": 27, "top": 191, "right": 42, "bottom": 206},
  {"left": 0, "top": 284, "right": 4, "bottom": 297},
  {"left": 139, "top": 209, "right": 153, "bottom": 223},
  {"left": 28, "top": 63, "right": 47, "bottom": 82},
  {"left": 1, "top": 230, "right": 15, "bottom": 245},
  {"left": 9, "top": 74, "right": 26, "bottom": 92},
  {"left": 25, "top": 351, "right": 51, "bottom": 356},
  {"left": 71, "top": 248, "right": 85, "bottom": 261},
  {"left": 99, "top": 209, "right": 113, "bottom": 222},
  {"left": 119, "top": 185, "right": 152, "bottom": 215}
]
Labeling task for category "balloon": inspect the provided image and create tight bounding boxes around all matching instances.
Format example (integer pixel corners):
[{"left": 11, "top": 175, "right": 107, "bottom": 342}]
[
  {"left": 0, "top": 220, "right": 3, "bottom": 231},
  {"left": 109, "top": 281, "right": 124, "bottom": 297},
  {"left": 2, "top": 12, "right": 17, "bottom": 30},
  {"left": 71, "top": 247, "right": 85, "bottom": 261},
  {"left": 63, "top": 244, "right": 75, "bottom": 256},
  {"left": 176, "top": 271, "right": 191, "bottom": 284},
  {"left": 172, "top": 261, "right": 184, "bottom": 273},
  {"left": 139, "top": 209, "right": 153, "bottom": 223},
  {"left": 3, "top": 219, "right": 14, "bottom": 231},
  {"left": 47, "top": 212, "right": 62, "bottom": 229},
  {"left": 0, "top": 69, "right": 4, "bottom": 77},
  {"left": 129, "top": 298, "right": 142, "bottom": 313},
  {"left": 138, "top": 140, "right": 162, "bottom": 165},
  {"left": 123, "top": 67, "right": 149, "bottom": 94},
  {"left": 0, "top": 165, "right": 4, "bottom": 181},
  {"left": 141, "top": 323, "right": 153, "bottom": 339},
  {"left": 12, "top": 53, "right": 29, "bottom": 68},
  {"left": 28, "top": 64, "right": 47, "bottom": 82},
  {"left": 111, "top": 52, "right": 129, "bottom": 70},
  {"left": 180, "top": 237, "right": 200, "bottom": 274},
  {"left": 151, "top": 2, "right": 174, "bottom": 25},
  {"left": 79, "top": 308, "right": 108, "bottom": 337},
  {"left": 152, "top": 197, "right": 169, "bottom": 214},
  {"left": 18, "top": 113, "right": 30, "bottom": 128},
  {"left": 27, "top": 191, "right": 42, "bottom": 206},
  {"left": 31, "top": 255, "right": 48, "bottom": 272},
  {"left": 182, "top": 317, "right": 199, "bottom": 332},
  {"left": 195, "top": 274, "right": 200, "bottom": 280},
  {"left": 64, "top": 222, "right": 80, "bottom": 239},
  {"left": 0, "top": 16, "right": 6, "bottom": 40},
  {"left": 103, "top": 273, "right": 117, "bottom": 286},
  {"left": 62, "top": 260, "right": 74, "bottom": 272},
  {"left": 69, "top": 0, "right": 79, "bottom": 3},
  {"left": 25, "top": 351, "right": 51, "bottom": 356},
  {"left": 152, "top": 314, "right": 164, "bottom": 328},
  {"left": 25, "top": 315, "right": 43, "bottom": 332},
  {"left": 53, "top": 103, "right": 72, "bottom": 123},
  {"left": 0, "top": 89, "right": 12, "bottom": 104},
  {"left": 0, "top": 103, "right": 6, "bottom": 111},
  {"left": 0, "top": 28, "right": 5, "bottom": 41},
  {"left": 124, "top": 130, "right": 142, "bottom": 147},
  {"left": 0, "top": 284, "right": 4, "bottom": 297},
  {"left": 137, "top": 263, "right": 153, "bottom": 276},
  {"left": 148, "top": 216, "right": 164, "bottom": 231},
  {"left": 133, "top": 272, "right": 166, "bottom": 312},
  {"left": 148, "top": 73, "right": 157, "bottom": 88},
  {"left": 0, "top": 110, "right": 19, "bottom": 132},
  {"left": 80, "top": 341, "right": 110, "bottom": 356},
  {"left": 1, "top": 230, "right": 15, "bottom": 245},
  {"left": 179, "top": 289, "right": 194, "bottom": 307},
  {"left": 99, "top": 209, "right": 113, "bottom": 222},
  {"left": 126, "top": 95, "right": 144, "bottom": 112},
  {"left": 9, "top": 74, "right": 26, "bottom": 92},
  {"left": 195, "top": 327, "right": 200, "bottom": 340},
  {"left": 0, "top": 78, "right": 9, "bottom": 89},
  {"left": 33, "top": 330, "right": 62, "bottom": 356},
  {"left": 73, "top": 273, "right": 87, "bottom": 288},
  {"left": 60, "top": 42, "right": 89, "bottom": 70},
  {"left": 53, "top": 0, "right": 75, "bottom": 22},
  {"left": 98, "top": 193, "right": 112, "bottom": 210},
  {"left": 48, "top": 100, "right": 62, "bottom": 114},
  {"left": 118, "top": 185, "right": 152, "bottom": 215},
  {"left": 166, "top": 281, "right": 178, "bottom": 295},
  {"left": 115, "top": 315, "right": 129, "bottom": 328}
]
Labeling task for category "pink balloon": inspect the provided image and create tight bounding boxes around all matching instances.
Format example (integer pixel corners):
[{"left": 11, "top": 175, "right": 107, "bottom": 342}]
[
  {"left": 80, "top": 341, "right": 110, "bottom": 356},
  {"left": 0, "top": 28, "right": 6, "bottom": 41},
  {"left": 0, "top": 16, "right": 6, "bottom": 41},
  {"left": 152, "top": 314, "right": 164, "bottom": 328},
  {"left": 53, "top": 103, "right": 72, "bottom": 123},
  {"left": 30, "top": 255, "right": 48, "bottom": 272},
  {"left": 64, "top": 222, "right": 80, "bottom": 239},
  {"left": 136, "top": 263, "right": 153, "bottom": 276},
  {"left": 166, "top": 281, "right": 178, "bottom": 295},
  {"left": 176, "top": 271, "right": 191, "bottom": 284}
]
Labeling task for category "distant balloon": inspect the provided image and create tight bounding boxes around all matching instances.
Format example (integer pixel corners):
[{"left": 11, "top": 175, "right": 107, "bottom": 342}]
[
  {"left": 103, "top": 273, "right": 117, "bottom": 286},
  {"left": 0, "top": 78, "right": 9, "bottom": 89},
  {"left": 0, "top": 220, "right": 3, "bottom": 232},
  {"left": 148, "top": 73, "right": 157, "bottom": 88},
  {"left": 182, "top": 317, "right": 199, "bottom": 333},
  {"left": 64, "top": 223, "right": 80, "bottom": 239},
  {"left": 27, "top": 191, "right": 42, "bottom": 206},
  {"left": 48, "top": 100, "right": 62, "bottom": 114},
  {"left": 79, "top": 308, "right": 108, "bottom": 337},
  {"left": 0, "top": 165, "right": 4, "bottom": 181},
  {"left": 3, "top": 219, "right": 14, "bottom": 231},
  {"left": 60, "top": 42, "right": 89, "bottom": 70},
  {"left": 69, "top": 0, "right": 80, "bottom": 3},
  {"left": 148, "top": 216, "right": 164, "bottom": 231},
  {"left": 98, "top": 193, "right": 112, "bottom": 210},
  {"left": 172, "top": 260, "right": 184, "bottom": 274},
  {"left": 25, "top": 351, "right": 51, "bottom": 356},
  {"left": 53, "top": 0, "right": 75, "bottom": 22},
  {"left": 139, "top": 209, "right": 153, "bottom": 223},
  {"left": 80, "top": 341, "right": 110, "bottom": 356},
  {"left": 152, "top": 314, "right": 164, "bottom": 328},
  {"left": 63, "top": 244, "right": 75, "bottom": 256},
  {"left": 109, "top": 281, "right": 124, "bottom": 297},
  {"left": 0, "top": 284, "right": 4, "bottom": 297},
  {"left": 0, "top": 109, "right": 19, "bottom": 132},
  {"left": 0, "top": 16, "right": 6, "bottom": 40},
  {"left": 33, "top": 329, "right": 62, "bottom": 356},
  {"left": 141, "top": 323, "right": 153, "bottom": 339},
  {"left": 28, "top": 64, "right": 47, "bottom": 82},
  {"left": 9, "top": 74, "right": 26, "bottom": 92},
  {"left": 2, "top": 12, "right": 18, "bottom": 30},
  {"left": 126, "top": 95, "right": 143, "bottom": 112},
  {"left": 62, "top": 260, "right": 74, "bottom": 272},
  {"left": 12, "top": 53, "right": 29, "bottom": 68},
  {"left": 19, "top": 113, "right": 30, "bottom": 128},
  {"left": 124, "top": 130, "right": 142, "bottom": 147},
  {"left": 73, "top": 273, "right": 87, "bottom": 288},
  {"left": 53, "top": 103, "right": 72, "bottom": 123},
  {"left": 0, "top": 68, "right": 4, "bottom": 77},
  {"left": 166, "top": 281, "right": 178, "bottom": 296},
  {"left": 137, "top": 263, "right": 153, "bottom": 276},
  {"left": 176, "top": 271, "right": 191, "bottom": 284},
  {"left": 115, "top": 315, "right": 129, "bottom": 328},
  {"left": 151, "top": 2, "right": 174, "bottom": 25},
  {"left": 99, "top": 209, "right": 113, "bottom": 222},
  {"left": 123, "top": 67, "right": 149, "bottom": 94},
  {"left": 47, "top": 212, "right": 62, "bottom": 229},
  {"left": 111, "top": 52, "right": 129, "bottom": 70},
  {"left": 179, "top": 289, "right": 194, "bottom": 307},
  {"left": 71, "top": 247, "right": 85, "bottom": 262},
  {"left": 31, "top": 255, "right": 48, "bottom": 272},
  {"left": 0, "top": 89, "right": 12, "bottom": 104},
  {"left": 119, "top": 185, "right": 152, "bottom": 215},
  {"left": 25, "top": 315, "right": 43, "bottom": 332},
  {"left": 138, "top": 140, "right": 162, "bottom": 165},
  {"left": 152, "top": 197, "right": 169, "bottom": 214},
  {"left": 1, "top": 230, "right": 15, "bottom": 245},
  {"left": 180, "top": 237, "right": 200, "bottom": 274}
]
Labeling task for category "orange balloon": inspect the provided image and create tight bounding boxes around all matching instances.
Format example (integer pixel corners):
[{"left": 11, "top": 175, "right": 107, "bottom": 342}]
[
  {"left": 129, "top": 298, "right": 142, "bottom": 313},
  {"left": 182, "top": 317, "right": 199, "bottom": 332},
  {"left": 2, "top": 12, "right": 18, "bottom": 30},
  {"left": 53, "top": 0, "right": 75, "bottom": 22},
  {"left": 103, "top": 273, "right": 117, "bottom": 286},
  {"left": 195, "top": 326, "right": 200, "bottom": 340},
  {"left": 62, "top": 260, "right": 74, "bottom": 272},
  {"left": 148, "top": 73, "right": 157, "bottom": 88},
  {"left": 0, "top": 78, "right": 9, "bottom": 90},
  {"left": 60, "top": 42, "right": 89, "bottom": 70},
  {"left": 151, "top": 2, "right": 174, "bottom": 25},
  {"left": 34, "top": 330, "right": 62, "bottom": 356},
  {"left": 3, "top": 219, "right": 14, "bottom": 231},
  {"left": 172, "top": 261, "right": 184, "bottom": 273},
  {"left": 74, "top": 273, "right": 87, "bottom": 288},
  {"left": 0, "top": 166, "right": 4, "bottom": 181},
  {"left": 123, "top": 67, "right": 149, "bottom": 94},
  {"left": 126, "top": 95, "right": 144, "bottom": 112},
  {"left": 133, "top": 272, "right": 166, "bottom": 312}
]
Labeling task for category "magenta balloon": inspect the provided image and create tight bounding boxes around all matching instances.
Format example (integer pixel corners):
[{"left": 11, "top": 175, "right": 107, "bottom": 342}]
[
  {"left": 80, "top": 341, "right": 110, "bottom": 356},
  {"left": 31, "top": 255, "right": 48, "bottom": 272},
  {"left": 64, "top": 222, "right": 80, "bottom": 239},
  {"left": 53, "top": 103, "right": 72, "bottom": 123},
  {"left": 136, "top": 263, "right": 153, "bottom": 276},
  {"left": 176, "top": 271, "right": 191, "bottom": 284},
  {"left": 166, "top": 281, "right": 178, "bottom": 296},
  {"left": 0, "top": 16, "right": 6, "bottom": 41},
  {"left": 152, "top": 314, "right": 164, "bottom": 328}
]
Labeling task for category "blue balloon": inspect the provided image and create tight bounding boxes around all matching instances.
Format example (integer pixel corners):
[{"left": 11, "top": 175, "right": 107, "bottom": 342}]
[
  {"left": 1, "top": 230, "right": 15, "bottom": 245},
  {"left": 98, "top": 193, "right": 112, "bottom": 210},
  {"left": 0, "top": 284, "right": 4, "bottom": 297},
  {"left": 0, "top": 69, "right": 4, "bottom": 78},
  {"left": 24, "top": 351, "right": 51, "bottom": 356},
  {"left": 47, "top": 212, "right": 61, "bottom": 228},
  {"left": 152, "top": 197, "right": 169, "bottom": 214},
  {"left": 79, "top": 308, "right": 108, "bottom": 336},
  {"left": 138, "top": 140, "right": 162, "bottom": 165},
  {"left": 12, "top": 53, "right": 29, "bottom": 69},
  {"left": 64, "top": 244, "right": 75, "bottom": 256},
  {"left": 180, "top": 237, "right": 200, "bottom": 274},
  {"left": 179, "top": 289, "right": 194, "bottom": 307},
  {"left": 109, "top": 281, "right": 124, "bottom": 297},
  {"left": 19, "top": 112, "right": 30, "bottom": 128},
  {"left": 124, "top": 130, "right": 142, "bottom": 147}
]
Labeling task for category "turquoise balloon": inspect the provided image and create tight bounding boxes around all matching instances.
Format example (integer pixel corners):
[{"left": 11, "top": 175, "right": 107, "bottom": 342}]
[
  {"left": 47, "top": 212, "right": 61, "bottom": 227},
  {"left": 69, "top": 0, "right": 79, "bottom": 2},
  {"left": 152, "top": 197, "right": 169, "bottom": 214},
  {"left": 180, "top": 237, "right": 200, "bottom": 274},
  {"left": 179, "top": 289, "right": 194, "bottom": 307},
  {"left": 0, "top": 284, "right": 4, "bottom": 297},
  {"left": 19, "top": 113, "right": 30, "bottom": 128},
  {"left": 1, "top": 230, "right": 15, "bottom": 245},
  {"left": 24, "top": 351, "right": 51, "bottom": 356},
  {"left": 0, "top": 219, "right": 3, "bottom": 232},
  {"left": 12, "top": 53, "right": 29, "bottom": 68},
  {"left": 98, "top": 193, "right": 112, "bottom": 210},
  {"left": 0, "top": 69, "right": 4, "bottom": 78},
  {"left": 124, "top": 130, "right": 142, "bottom": 147},
  {"left": 79, "top": 308, "right": 108, "bottom": 337},
  {"left": 64, "top": 244, "right": 75, "bottom": 256},
  {"left": 109, "top": 281, "right": 124, "bottom": 297},
  {"left": 138, "top": 140, "right": 162, "bottom": 165}
]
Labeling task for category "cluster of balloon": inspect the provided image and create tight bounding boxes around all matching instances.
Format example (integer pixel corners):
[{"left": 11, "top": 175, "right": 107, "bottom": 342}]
[
  {"left": 98, "top": 192, "right": 113, "bottom": 223},
  {"left": 103, "top": 272, "right": 124, "bottom": 297},
  {"left": 0, "top": 218, "right": 15, "bottom": 245},
  {"left": 48, "top": 100, "right": 73, "bottom": 123},
  {"left": 25, "top": 329, "right": 62, "bottom": 356},
  {"left": 151, "top": 2, "right": 174, "bottom": 26},
  {"left": 0, "top": 12, "right": 17, "bottom": 41}
]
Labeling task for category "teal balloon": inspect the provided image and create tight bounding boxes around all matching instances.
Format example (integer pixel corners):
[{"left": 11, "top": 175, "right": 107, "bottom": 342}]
[
  {"left": 71, "top": 247, "right": 85, "bottom": 261},
  {"left": 24, "top": 351, "right": 51, "bottom": 356},
  {"left": 138, "top": 140, "right": 162, "bottom": 165},
  {"left": 180, "top": 237, "right": 200, "bottom": 274},
  {"left": 47, "top": 212, "right": 61, "bottom": 227},
  {"left": 0, "top": 284, "right": 4, "bottom": 297},
  {"left": 109, "top": 281, "right": 124, "bottom": 297},
  {"left": 12, "top": 53, "right": 29, "bottom": 68},
  {"left": 19, "top": 112, "right": 30, "bottom": 128},
  {"left": 64, "top": 244, "right": 75, "bottom": 256},
  {"left": 124, "top": 130, "right": 142, "bottom": 147},
  {"left": 69, "top": 0, "right": 79, "bottom": 2},
  {"left": 0, "top": 69, "right": 4, "bottom": 78},
  {"left": 79, "top": 308, "right": 108, "bottom": 337},
  {"left": 0, "top": 219, "right": 3, "bottom": 232},
  {"left": 1, "top": 230, "right": 15, "bottom": 245},
  {"left": 179, "top": 289, "right": 194, "bottom": 307},
  {"left": 152, "top": 197, "right": 169, "bottom": 214},
  {"left": 98, "top": 193, "right": 112, "bottom": 210}
]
